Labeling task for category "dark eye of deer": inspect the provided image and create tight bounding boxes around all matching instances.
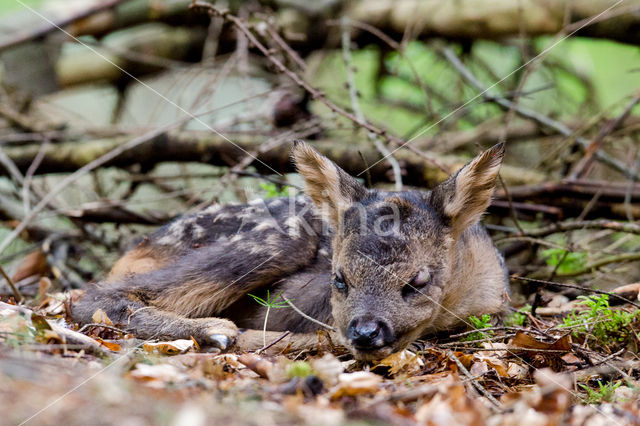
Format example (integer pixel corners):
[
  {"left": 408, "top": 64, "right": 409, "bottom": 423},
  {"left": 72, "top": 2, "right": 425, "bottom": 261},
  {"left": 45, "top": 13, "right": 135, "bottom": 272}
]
[
  {"left": 402, "top": 270, "right": 430, "bottom": 300},
  {"left": 332, "top": 271, "right": 348, "bottom": 294}
]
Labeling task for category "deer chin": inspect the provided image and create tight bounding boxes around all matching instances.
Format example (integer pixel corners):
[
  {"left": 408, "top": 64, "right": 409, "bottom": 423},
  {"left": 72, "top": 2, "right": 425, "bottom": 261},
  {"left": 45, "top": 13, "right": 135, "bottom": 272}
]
[{"left": 350, "top": 344, "right": 396, "bottom": 361}]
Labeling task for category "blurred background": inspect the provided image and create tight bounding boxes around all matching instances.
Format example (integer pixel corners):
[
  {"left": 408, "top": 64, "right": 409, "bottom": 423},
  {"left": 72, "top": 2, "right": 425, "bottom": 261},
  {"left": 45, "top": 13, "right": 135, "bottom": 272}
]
[{"left": 0, "top": 0, "right": 639, "bottom": 314}]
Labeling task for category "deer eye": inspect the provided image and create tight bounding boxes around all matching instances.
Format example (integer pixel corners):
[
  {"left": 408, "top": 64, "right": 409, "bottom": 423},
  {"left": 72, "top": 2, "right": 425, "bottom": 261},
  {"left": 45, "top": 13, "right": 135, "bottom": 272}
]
[
  {"left": 401, "top": 270, "right": 431, "bottom": 300},
  {"left": 332, "top": 271, "right": 348, "bottom": 294}
]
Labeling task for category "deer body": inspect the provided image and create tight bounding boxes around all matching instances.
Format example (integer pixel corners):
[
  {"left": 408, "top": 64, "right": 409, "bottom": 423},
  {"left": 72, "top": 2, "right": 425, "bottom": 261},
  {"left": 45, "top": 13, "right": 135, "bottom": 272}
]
[{"left": 72, "top": 142, "right": 508, "bottom": 360}]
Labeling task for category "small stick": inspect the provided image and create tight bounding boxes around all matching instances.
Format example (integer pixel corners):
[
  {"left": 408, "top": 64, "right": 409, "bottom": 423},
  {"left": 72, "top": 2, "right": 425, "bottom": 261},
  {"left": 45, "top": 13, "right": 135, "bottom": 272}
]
[
  {"left": 284, "top": 298, "right": 336, "bottom": 332},
  {"left": 0, "top": 263, "right": 23, "bottom": 302},
  {"left": 511, "top": 275, "right": 640, "bottom": 309},
  {"left": 256, "top": 330, "right": 291, "bottom": 354},
  {"left": 445, "top": 350, "right": 502, "bottom": 409},
  {"left": 78, "top": 323, "right": 128, "bottom": 335}
]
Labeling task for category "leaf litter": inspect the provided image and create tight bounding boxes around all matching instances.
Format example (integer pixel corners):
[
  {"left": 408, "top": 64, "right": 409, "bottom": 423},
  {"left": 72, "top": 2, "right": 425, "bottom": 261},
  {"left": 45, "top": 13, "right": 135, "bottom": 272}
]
[{"left": 1, "top": 288, "right": 639, "bottom": 425}]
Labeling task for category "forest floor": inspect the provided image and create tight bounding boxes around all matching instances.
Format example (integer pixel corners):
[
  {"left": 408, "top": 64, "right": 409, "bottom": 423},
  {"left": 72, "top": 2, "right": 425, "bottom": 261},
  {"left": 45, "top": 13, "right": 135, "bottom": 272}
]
[{"left": 1, "top": 283, "right": 639, "bottom": 426}]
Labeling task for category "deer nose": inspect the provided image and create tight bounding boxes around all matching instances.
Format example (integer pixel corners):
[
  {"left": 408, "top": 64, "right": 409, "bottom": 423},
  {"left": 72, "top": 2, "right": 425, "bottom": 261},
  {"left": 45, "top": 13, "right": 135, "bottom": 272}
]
[{"left": 347, "top": 316, "right": 390, "bottom": 349}]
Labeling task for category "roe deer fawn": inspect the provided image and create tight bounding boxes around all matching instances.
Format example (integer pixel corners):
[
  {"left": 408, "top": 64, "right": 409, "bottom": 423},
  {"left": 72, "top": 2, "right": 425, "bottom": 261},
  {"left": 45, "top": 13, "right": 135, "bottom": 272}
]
[{"left": 72, "top": 141, "right": 508, "bottom": 360}]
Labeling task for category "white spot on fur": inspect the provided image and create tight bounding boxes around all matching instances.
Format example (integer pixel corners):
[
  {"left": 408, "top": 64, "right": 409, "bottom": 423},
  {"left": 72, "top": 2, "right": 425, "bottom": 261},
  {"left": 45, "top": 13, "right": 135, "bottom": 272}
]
[
  {"left": 204, "top": 204, "right": 222, "bottom": 214},
  {"left": 284, "top": 216, "right": 302, "bottom": 238},
  {"left": 192, "top": 224, "right": 206, "bottom": 239},
  {"left": 254, "top": 220, "right": 277, "bottom": 232}
]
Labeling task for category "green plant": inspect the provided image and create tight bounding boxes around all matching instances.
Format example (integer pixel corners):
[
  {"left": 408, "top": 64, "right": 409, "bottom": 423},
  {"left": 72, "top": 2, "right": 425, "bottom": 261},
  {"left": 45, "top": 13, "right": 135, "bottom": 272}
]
[
  {"left": 560, "top": 294, "right": 639, "bottom": 347},
  {"left": 541, "top": 248, "right": 587, "bottom": 275},
  {"left": 259, "top": 182, "right": 291, "bottom": 198},
  {"left": 579, "top": 381, "right": 621, "bottom": 404},
  {"left": 286, "top": 361, "right": 313, "bottom": 379},
  {"left": 248, "top": 291, "right": 291, "bottom": 347},
  {"left": 504, "top": 311, "right": 527, "bottom": 327},
  {"left": 464, "top": 314, "right": 494, "bottom": 342}
]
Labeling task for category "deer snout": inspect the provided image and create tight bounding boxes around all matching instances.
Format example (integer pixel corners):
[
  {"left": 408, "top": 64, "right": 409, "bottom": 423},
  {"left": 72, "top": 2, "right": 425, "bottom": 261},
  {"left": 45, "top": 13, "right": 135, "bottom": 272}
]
[{"left": 347, "top": 316, "right": 394, "bottom": 350}]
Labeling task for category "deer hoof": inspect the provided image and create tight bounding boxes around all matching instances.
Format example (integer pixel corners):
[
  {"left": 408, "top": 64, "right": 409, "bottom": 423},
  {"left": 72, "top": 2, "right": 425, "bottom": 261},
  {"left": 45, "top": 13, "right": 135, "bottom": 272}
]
[{"left": 207, "top": 333, "right": 231, "bottom": 350}]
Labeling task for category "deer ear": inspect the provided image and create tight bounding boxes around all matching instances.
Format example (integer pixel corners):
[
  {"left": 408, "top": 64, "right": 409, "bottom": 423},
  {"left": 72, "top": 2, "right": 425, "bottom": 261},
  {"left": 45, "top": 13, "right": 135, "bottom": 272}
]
[
  {"left": 430, "top": 143, "right": 504, "bottom": 236},
  {"left": 292, "top": 140, "right": 367, "bottom": 226}
]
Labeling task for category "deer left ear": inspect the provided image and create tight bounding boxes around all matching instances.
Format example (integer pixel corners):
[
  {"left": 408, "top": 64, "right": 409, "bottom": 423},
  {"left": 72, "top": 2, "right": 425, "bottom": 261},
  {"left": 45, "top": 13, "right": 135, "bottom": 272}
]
[
  {"left": 292, "top": 140, "right": 367, "bottom": 227},
  {"left": 430, "top": 143, "right": 504, "bottom": 236}
]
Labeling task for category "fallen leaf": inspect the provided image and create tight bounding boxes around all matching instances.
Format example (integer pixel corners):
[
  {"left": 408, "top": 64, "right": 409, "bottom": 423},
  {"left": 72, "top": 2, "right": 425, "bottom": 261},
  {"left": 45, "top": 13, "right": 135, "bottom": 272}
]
[
  {"left": 374, "top": 349, "right": 424, "bottom": 375},
  {"left": 507, "top": 362, "right": 529, "bottom": 380},
  {"left": 37, "top": 277, "right": 52, "bottom": 302},
  {"left": 91, "top": 309, "right": 113, "bottom": 326},
  {"left": 129, "top": 363, "right": 188, "bottom": 388},
  {"left": 509, "top": 332, "right": 571, "bottom": 354},
  {"left": 310, "top": 353, "right": 343, "bottom": 386},
  {"left": 611, "top": 282, "right": 640, "bottom": 304},
  {"left": 143, "top": 339, "right": 194, "bottom": 355},
  {"left": 95, "top": 338, "right": 122, "bottom": 352},
  {"left": 12, "top": 250, "right": 48, "bottom": 282},
  {"left": 331, "top": 371, "right": 382, "bottom": 398}
]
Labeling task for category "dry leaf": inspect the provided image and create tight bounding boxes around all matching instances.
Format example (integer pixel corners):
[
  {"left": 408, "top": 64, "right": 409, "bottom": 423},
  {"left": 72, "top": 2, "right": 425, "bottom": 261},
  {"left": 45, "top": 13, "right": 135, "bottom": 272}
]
[
  {"left": 507, "top": 362, "right": 528, "bottom": 380},
  {"left": 310, "top": 353, "right": 343, "bottom": 385},
  {"left": 95, "top": 338, "right": 122, "bottom": 352},
  {"left": 238, "top": 353, "right": 274, "bottom": 379},
  {"left": 143, "top": 339, "right": 194, "bottom": 355},
  {"left": 374, "top": 350, "right": 424, "bottom": 375},
  {"left": 129, "top": 363, "right": 188, "bottom": 388},
  {"left": 331, "top": 371, "right": 382, "bottom": 398},
  {"left": 509, "top": 332, "right": 571, "bottom": 354},
  {"left": 91, "top": 309, "right": 114, "bottom": 326},
  {"left": 12, "top": 250, "right": 48, "bottom": 282},
  {"left": 37, "top": 277, "right": 52, "bottom": 301},
  {"left": 611, "top": 282, "right": 640, "bottom": 303}
]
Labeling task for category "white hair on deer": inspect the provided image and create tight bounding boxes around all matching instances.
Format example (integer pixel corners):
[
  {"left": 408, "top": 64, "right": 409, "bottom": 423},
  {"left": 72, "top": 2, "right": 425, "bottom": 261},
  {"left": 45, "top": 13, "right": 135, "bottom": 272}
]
[{"left": 284, "top": 215, "right": 303, "bottom": 238}]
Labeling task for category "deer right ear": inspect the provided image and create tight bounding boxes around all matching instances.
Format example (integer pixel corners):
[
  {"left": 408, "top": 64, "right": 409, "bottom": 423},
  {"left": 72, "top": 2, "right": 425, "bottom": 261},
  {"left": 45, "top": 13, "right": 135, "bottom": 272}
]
[{"left": 292, "top": 140, "right": 367, "bottom": 226}]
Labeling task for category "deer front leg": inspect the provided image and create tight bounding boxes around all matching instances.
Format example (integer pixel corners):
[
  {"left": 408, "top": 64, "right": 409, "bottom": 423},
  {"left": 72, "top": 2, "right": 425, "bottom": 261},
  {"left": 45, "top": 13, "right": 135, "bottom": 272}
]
[
  {"left": 72, "top": 288, "right": 238, "bottom": 350},
  {"left": 125, "top": 307, "right": 238, "bottom": 350}
]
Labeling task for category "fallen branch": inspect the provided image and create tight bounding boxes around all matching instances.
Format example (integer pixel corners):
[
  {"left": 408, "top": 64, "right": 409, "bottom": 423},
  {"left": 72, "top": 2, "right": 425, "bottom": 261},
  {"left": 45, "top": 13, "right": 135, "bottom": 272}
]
[
  {"left": 510, "top": 275, "right": 640, "bottom": 309},
  {"left": 441, "top": 47, "right": 640, "bottom": 182},
  {"left": 0, "top": 131, "right": 545, "bottom": 187}
]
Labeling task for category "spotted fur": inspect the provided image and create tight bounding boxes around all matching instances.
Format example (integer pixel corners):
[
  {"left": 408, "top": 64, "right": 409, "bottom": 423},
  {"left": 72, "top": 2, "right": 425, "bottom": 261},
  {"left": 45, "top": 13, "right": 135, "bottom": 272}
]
[{"left": 72, "top": 141, "right": 508, "bottom": 359}]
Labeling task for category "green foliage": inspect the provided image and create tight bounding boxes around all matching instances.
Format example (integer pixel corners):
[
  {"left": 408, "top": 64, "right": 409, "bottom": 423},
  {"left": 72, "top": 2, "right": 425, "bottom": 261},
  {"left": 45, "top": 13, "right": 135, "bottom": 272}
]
[
  {"left": 286, "top": 361, "right": 313, "bottom": 379},
  {"left": 541, "top": 248, "right": 587, "bottom": 274},
  {"left": 504, "top": 311, "right": 527, "bottom": 327},
  {"left": 248, "top": 290, "right": 292, "bottom": 347},
  {"left": 464, "top": 314, "right": 494, "bottom": 341},
  {"left": 560, "top": 294, "right": 639, "bottom": 346},
  {"left": 259, "top": 182, "right": 291, "bottom": 198},
  {"left": 248, "top": 291, "right": 290, "bottom": 309},
  {"left": 579, "top": 381, "right": 622, "bottom": 404}
]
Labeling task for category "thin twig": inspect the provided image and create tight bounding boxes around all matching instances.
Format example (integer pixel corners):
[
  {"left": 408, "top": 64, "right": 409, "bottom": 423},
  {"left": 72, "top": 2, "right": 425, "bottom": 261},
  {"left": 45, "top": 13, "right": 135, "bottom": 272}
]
[
  {"left": 284, "top": 298, "right": 336, "bottom": 332},
  {"left": 440, "top": 47, "right": 640, "bottom": 181},
  {"left": 445, "top": 350, "right": 502, "bottom": 409},
  {"left": 0, "top": 120, "right": 187, "bottom": 255},
  {"left": 0, "top": 0, "right": 129, "bottom": 52},
  {"left": 77, "top": 323, "right": 128, "bottom": 335},
  {"left": 256, "top": 330, "right": 291, "bottom": 354},
  {"left": 191, "top": 2, "right": 449, "bottom": 175},
  {"left": 341, "top": 17, "right": 402, "bottom": 191},
  {"left": 0, "top": 263, "right": 23, "bottom": 302},
  {"left": 510, "top": 275, "right": 640, "bottom": 309}
]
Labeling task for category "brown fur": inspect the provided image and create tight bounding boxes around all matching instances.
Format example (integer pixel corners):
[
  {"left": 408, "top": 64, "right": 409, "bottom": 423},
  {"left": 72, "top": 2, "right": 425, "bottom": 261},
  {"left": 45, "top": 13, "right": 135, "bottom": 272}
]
[
  {"left": 107, "top": 241, "right": 173, "bottom": 281},
  {"left": 72, "top": 141, "right": 508, "bottom": 360}
]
